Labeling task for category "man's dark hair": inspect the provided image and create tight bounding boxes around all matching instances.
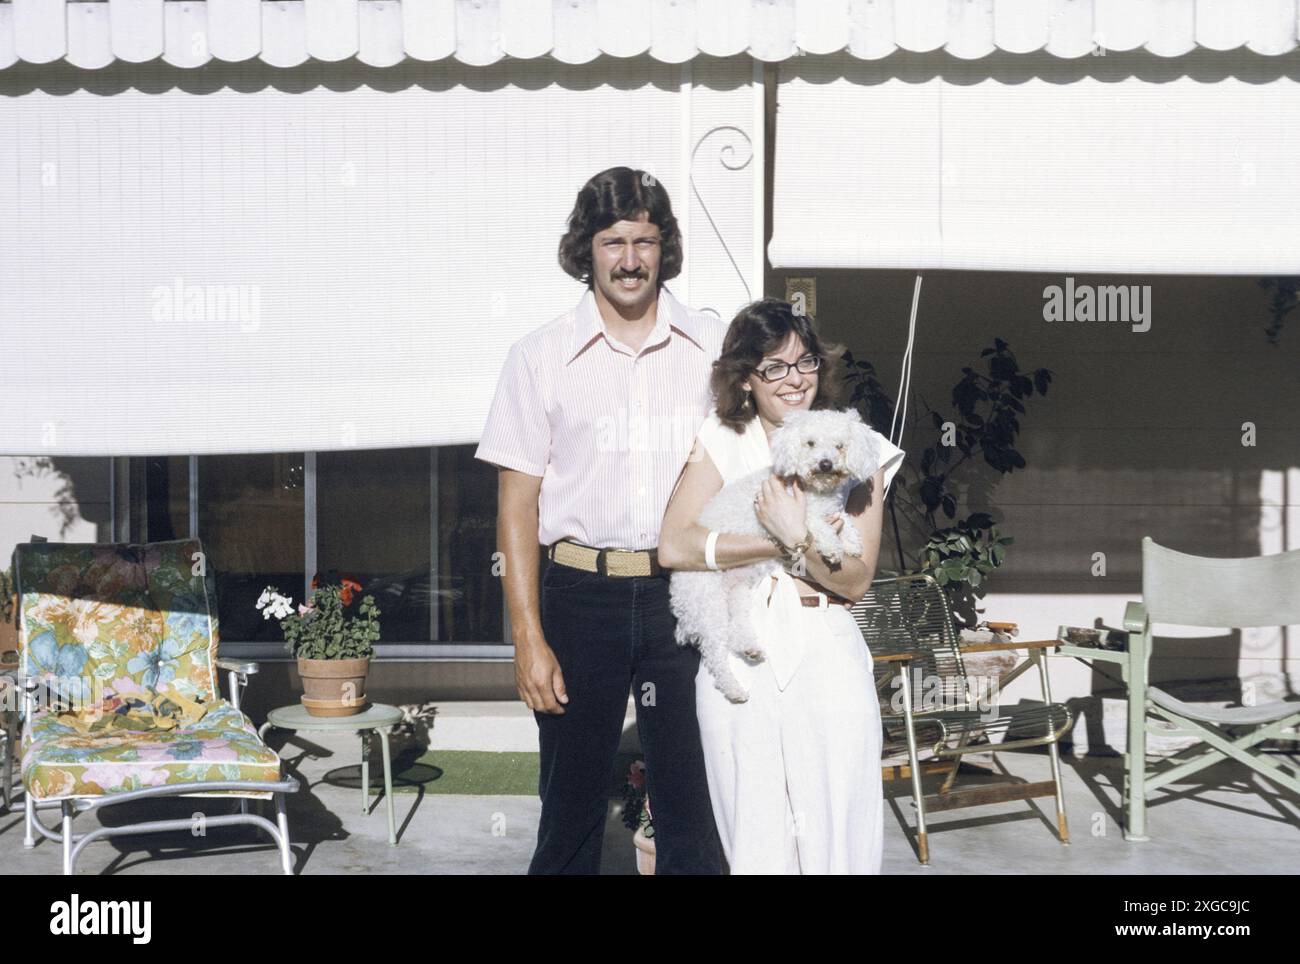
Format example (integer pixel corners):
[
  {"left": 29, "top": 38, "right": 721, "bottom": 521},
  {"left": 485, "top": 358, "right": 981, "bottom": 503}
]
[
  {"left": 711, "top": 298, "right": 844, "bottom": 433},
  {"left": 558, "top": 167, "right": 683, "bottom": 288}
]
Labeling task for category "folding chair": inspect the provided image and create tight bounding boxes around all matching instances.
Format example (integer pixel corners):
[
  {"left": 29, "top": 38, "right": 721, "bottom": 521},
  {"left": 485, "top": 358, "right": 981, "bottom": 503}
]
[
  {"left": 1117, "top": 536, "right": 1300, "bottom": 841},
  {"left": 7, "top": 539, "right": 299, "bottom": 874},
  {"left": 854, "top": 573, "right": 1073, "bottom": 864}
]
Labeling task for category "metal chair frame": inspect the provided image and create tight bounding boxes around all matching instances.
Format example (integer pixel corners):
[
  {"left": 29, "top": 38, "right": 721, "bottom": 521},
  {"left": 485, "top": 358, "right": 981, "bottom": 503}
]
[{"left": 853, "top": 572, "right": 1073, "bottom": 864}]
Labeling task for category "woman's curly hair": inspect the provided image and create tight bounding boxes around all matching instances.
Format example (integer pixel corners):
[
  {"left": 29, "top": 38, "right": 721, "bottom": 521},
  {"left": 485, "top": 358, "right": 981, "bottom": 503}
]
[
  {"left": 558, "top": 167, "right": 683, "bottom": 287},
  {"left": 712, "top": 298, "right": 844, "bottom": 433}
]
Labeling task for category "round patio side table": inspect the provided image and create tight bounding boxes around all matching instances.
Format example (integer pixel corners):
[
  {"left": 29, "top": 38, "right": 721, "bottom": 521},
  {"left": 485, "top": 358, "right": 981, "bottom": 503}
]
[{"left": 258, "top": 702, "right": 405, "bottom": 846}]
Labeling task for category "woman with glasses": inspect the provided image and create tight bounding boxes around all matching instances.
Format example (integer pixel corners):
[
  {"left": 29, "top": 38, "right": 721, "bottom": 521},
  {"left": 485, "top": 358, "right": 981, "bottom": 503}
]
[{"left": 658, "top": 298, "right": 905, "bottom": 874}]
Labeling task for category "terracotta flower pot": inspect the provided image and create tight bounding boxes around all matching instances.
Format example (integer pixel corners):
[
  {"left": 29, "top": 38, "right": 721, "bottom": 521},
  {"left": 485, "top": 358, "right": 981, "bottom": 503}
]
[
  {"left": 633, "top": 825, "right": 656, "bottom": 876},
  {"left": 297, "top": 656, "right": 370, "bottom": 717}
]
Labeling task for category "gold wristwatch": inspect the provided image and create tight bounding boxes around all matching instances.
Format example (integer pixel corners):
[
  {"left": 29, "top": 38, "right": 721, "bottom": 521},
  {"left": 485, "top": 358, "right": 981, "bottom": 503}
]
[{"left": 775, "top": 530, "right": 813, "bottom": 563}]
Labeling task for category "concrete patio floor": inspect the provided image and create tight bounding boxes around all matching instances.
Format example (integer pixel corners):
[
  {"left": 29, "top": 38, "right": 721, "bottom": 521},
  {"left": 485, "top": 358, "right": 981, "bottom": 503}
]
[{"left": 2, "top": 700, "right": 1297, "bottom": 875}]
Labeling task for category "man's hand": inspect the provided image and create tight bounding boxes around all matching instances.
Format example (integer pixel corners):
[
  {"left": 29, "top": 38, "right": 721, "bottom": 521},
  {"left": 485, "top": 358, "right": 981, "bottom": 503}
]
[
  {"left": 515, "top": 634, "right": 569, "bottom": 714},
  {"left": 496, "top": 468, "right": 569, "bottom": 714}
]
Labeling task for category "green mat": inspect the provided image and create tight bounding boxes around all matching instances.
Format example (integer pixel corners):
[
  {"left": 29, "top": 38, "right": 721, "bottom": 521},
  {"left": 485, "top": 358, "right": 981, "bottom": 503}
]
[{"left": 331, "top": 749, "right": 643, "bottom": 796}]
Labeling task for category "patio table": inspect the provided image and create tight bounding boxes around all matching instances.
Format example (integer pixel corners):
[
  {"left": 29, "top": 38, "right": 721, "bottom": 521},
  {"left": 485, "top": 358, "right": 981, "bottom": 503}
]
[{"left": 259, "top": 702, "right": 404, "bottom": 846}]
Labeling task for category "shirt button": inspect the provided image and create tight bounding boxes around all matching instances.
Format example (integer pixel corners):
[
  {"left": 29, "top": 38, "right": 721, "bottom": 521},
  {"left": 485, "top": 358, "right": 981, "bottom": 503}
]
[{"left": 637, "top": 486, "right": 646, "bottom": 497}]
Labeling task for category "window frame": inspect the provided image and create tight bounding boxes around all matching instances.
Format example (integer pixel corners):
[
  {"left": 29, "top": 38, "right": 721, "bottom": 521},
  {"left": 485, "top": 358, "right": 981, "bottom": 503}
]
[{"left": 122, "top": 449, "right": 509, "bottom": 659}]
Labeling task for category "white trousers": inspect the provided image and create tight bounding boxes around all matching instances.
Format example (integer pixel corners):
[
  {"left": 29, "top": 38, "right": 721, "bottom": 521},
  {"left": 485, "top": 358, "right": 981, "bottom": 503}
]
[{"left": 696, "top": 587, "right": 883, "bottom": 874}]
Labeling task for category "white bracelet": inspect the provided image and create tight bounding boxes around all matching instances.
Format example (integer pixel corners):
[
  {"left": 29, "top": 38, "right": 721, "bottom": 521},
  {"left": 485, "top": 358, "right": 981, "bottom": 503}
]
[{"left": 704, "top": 530, "right": 721, "bottom": 571}]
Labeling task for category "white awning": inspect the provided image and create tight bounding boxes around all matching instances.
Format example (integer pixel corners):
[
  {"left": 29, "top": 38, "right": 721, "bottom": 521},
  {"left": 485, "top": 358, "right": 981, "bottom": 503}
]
[
  {"left": 1, "top": 0, "right": 1298, "bottom": 71},
  {"left": 769, "top": 51, "right": 1300, "bottom": 274},
  {"left": 0, "top": 56, "right": 709, "bottom": 456}
]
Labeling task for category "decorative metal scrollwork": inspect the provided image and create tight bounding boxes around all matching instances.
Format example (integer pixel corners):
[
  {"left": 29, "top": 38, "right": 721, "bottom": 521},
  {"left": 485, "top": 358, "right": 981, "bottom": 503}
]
[{"left": 689, "top": 124, "right": 754, "bottom": 314}]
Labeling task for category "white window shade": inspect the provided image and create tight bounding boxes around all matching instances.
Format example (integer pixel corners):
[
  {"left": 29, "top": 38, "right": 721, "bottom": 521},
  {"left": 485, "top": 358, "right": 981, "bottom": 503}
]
[
  {"left": 3, "top": 0, "right": 1299, "bottom": 70},
  {"left": 769, "top": 53, "right": 1300, "bottom": 274},
  {"left": 0, "top": 60, "right": 689, "bottom": 456}
]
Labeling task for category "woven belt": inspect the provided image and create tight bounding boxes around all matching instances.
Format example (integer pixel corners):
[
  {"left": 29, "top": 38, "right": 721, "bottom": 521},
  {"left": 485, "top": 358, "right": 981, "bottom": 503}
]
[
  {"left": 549, "top": 540, "right": 662, "bottom": 578},
  {"left": 800, "top": 593, "right": 855, "bottom": 610}
]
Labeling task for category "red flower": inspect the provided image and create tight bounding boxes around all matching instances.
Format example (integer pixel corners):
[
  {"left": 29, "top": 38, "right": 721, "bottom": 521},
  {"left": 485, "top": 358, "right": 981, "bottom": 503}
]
[
  {"left": 340, "top": 577, "right": 363, "bottom": 606},
  {"left": 627, "top": 760, "right": 646, "bottom": 790}
]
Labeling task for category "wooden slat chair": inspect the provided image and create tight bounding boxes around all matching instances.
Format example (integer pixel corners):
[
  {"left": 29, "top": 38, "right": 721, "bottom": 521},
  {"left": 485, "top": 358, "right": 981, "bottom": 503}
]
[
  {"left": 853, "top": 573, "right": 1073, "bottom": 863},
  {"left": 6, "top": 539, "right": 299, "bottom": 874},
  {"left": 1120, "top": 536, "right": 1300, "bottom": 841}
]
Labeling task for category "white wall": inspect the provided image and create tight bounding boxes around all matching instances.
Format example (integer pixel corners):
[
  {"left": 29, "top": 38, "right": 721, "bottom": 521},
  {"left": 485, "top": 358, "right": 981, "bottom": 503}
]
[{"left": 0, "top": 456, "right": 108, "bottom": 564}]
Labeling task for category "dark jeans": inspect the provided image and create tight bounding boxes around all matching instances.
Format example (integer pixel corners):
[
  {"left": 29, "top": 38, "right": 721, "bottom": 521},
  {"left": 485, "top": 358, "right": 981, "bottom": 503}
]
[{"left": 528, "top": 558, "right": 723, "bottom": 875}]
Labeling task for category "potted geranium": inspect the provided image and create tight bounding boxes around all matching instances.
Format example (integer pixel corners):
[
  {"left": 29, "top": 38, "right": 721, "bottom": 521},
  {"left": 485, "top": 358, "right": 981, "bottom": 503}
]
[
  {"left": 621, "top": 759, "right": 655, "bottom": 875},
  {"left": 257, "top": 574, "right": 380, "bottom": 717}
]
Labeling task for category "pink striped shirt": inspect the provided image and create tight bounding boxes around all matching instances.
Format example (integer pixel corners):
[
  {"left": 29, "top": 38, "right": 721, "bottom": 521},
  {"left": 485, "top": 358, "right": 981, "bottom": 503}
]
[{"left": 475, "top": 284, "right": 725, "bottom": 551}]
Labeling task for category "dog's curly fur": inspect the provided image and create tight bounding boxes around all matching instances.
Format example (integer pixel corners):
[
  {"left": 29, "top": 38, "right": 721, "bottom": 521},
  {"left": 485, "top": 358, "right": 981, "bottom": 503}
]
[{"left": 670, "top": 408, "right": 883, "bottom": 702}]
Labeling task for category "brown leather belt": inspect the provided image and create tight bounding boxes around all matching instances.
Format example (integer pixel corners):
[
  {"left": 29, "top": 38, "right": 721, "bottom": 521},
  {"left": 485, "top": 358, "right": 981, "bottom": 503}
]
[
  {"left": 800, "top": 593, "right": 855, "bottom": 610},
  {"left": 548, "top": 540, "right": 662, "bottom": 578}
]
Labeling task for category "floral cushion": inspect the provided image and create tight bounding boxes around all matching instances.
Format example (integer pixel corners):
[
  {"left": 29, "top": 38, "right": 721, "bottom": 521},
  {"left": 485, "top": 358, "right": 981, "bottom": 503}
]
[
  {"left": 21, "top": 698, "right": 282, "bottom": 801},
  {"left": 18, "top": 540, "right": 218, "bottom": 707},
  {"left": 19, "top": 544, "right": 157, "bottom": 707},
  {"left": 141, "top": 540, "right": 220, "bottom": 704},
  {"left": 14, "top": 539, "right": 282, "bottom": 801}
]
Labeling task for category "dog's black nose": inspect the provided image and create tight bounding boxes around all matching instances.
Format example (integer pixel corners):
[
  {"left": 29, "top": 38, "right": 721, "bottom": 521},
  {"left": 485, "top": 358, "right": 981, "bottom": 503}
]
[{"left": 818, "top": 458, "right": 833, "bottom": 472}]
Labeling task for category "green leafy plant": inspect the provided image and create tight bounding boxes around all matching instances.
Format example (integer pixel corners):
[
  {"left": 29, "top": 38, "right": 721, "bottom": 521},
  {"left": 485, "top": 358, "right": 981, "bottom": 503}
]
[
  {"left": 843, "top": 338, "right": 1052, "bottom": 628},
  {"left": 919, "top": 513, "right": 1015, "bottom": 630},
  {"left": 257, "top": 577, "right": 381, "bottom": 661}
]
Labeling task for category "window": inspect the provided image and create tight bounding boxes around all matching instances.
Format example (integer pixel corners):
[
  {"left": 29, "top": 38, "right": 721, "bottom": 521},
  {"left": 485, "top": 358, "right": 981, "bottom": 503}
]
[
  {"left": 199, "top": 454, "right": 306, "bottom": 646},
  {"left": 138, "top": 446, "right": 503, "bottom": 653}
]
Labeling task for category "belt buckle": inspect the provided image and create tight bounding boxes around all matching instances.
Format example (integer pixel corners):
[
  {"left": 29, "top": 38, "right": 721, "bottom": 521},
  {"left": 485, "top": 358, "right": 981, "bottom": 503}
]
[
  {"left": 598, "top": 548, "right": 637, "bottom": 577},
  {"left": 598, "top": 547, "right": 652, "bottom": 578}
]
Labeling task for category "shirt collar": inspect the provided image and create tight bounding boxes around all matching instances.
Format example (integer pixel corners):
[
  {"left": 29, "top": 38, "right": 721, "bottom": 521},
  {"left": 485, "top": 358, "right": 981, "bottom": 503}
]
[{"left": 565, "top": 284, "right": 709, "bottom": 363}]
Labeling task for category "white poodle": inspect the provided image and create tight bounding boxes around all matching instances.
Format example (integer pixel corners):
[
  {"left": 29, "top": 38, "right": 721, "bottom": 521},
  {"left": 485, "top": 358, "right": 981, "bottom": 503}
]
[{"left": 670, "top": 408, "right": 884, "bottom": 702}]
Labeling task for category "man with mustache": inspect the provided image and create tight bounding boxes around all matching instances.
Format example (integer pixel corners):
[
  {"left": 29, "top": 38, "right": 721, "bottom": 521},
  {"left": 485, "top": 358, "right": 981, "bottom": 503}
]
[{"left": 475, "top": 167, "right": 724, "bottom": 874}]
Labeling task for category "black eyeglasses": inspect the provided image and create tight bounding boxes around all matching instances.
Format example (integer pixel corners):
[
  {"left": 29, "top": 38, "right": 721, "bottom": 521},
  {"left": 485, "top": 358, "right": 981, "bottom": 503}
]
[{"left": 754, "top": 354, "right": 821, "bottom": 383}]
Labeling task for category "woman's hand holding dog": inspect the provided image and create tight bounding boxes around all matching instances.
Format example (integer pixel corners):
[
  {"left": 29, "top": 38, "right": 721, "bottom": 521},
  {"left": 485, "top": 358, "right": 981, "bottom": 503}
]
[
  {"left": 753, "top": 473, "right": 811, "bottom": 550},
  {"left": 753, "top": 475, "right": 845, "bottom": 547}
]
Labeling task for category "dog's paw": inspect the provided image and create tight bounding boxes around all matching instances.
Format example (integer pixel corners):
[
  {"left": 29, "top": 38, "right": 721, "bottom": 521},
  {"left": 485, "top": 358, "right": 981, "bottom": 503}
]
[
  {"left": 819, "top": 545, "right": 844, "bottom": 566},
  {"left": 809, "top": 525, "right": 844, "bottom": 566},
  {"left": 727, "top": 637, "right": 765, "bottom": 662},
  {"left": 838, "top": 522, "right": 864, "bottom": 557},
  {"left": 817, "top": 531, "right": 847, "bottom": 563},
  {"left": 719, "top": 679, "right": 750, "bottom": 703}
]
